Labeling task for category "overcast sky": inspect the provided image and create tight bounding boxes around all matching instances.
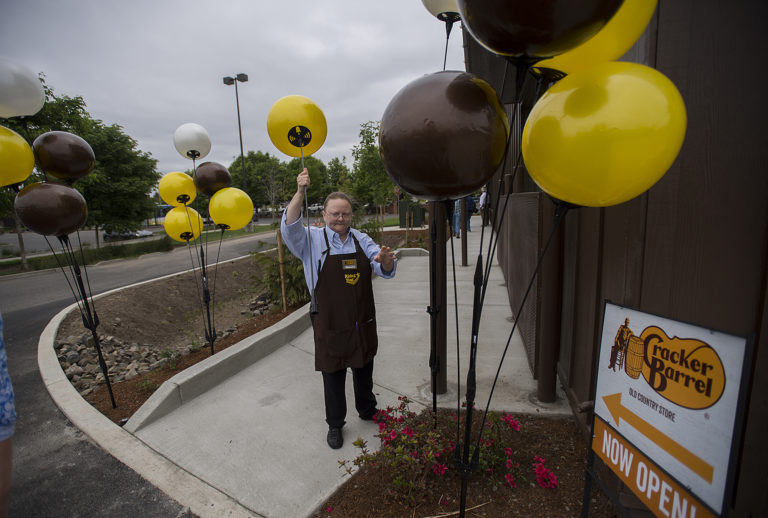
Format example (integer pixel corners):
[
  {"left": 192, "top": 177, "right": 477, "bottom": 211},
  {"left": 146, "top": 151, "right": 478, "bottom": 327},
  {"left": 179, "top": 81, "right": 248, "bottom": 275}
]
[{"left": 1, "top": 0, "right": 466, "bottom": 176}]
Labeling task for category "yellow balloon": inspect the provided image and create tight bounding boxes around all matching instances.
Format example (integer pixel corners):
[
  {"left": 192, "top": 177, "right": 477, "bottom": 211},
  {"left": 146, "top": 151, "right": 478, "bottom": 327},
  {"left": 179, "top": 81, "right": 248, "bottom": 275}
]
[
  {"left": 0, "top": 125, "right": 34, "bottom": 188},
  {"left": 522, "top": 61, "right": 686, "bottom": 207},
  {"left": 209, "top": 187, "right": 254, "bottom": 231},
  {"left": 266, "top": 95, "right": 327, "bottom": 157},
  {"left": 533, "top": 0, "right": 658, "bottom": 78},
  {"left": 164, "top": 206, "right": 203, "bottom": 242},
  {"left": 158, "top": 171, "right": 196, "bottom": 206}
]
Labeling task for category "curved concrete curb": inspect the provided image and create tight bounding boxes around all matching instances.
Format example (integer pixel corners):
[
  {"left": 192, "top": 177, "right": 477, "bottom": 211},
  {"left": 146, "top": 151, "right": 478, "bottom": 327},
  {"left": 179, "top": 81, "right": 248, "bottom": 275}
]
[
  {"left": 37, "top": 255, "right": 271, "bottom": 518},
  {"left": 39, "top": 303, "right": 262, "bottom": 518}
]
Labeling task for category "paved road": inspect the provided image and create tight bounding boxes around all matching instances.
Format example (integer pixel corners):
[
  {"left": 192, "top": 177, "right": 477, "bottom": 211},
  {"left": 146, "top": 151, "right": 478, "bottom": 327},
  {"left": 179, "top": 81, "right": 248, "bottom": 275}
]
[{"left": 0, "top": 231, "right": 276, "bottom": 517}]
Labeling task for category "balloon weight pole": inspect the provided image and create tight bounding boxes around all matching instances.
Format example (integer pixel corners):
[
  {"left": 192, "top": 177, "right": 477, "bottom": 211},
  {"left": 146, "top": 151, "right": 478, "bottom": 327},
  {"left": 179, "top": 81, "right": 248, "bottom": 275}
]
[
  {"left": 57, "top": 235, "right": 116, "bottom": 409},
  {"left": 198, "top": 237, "right": 216, "bottom": 355},
  {"left": 427, "top": 204, "right": 440, "bottom": 420},
  {"left": 300, "top": 143, "right": 318, "bottom": 315}
]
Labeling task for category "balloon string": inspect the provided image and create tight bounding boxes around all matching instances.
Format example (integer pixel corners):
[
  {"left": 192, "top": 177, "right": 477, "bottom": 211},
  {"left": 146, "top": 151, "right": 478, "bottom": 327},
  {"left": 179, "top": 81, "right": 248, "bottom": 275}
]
[
  {"left": 211, "top": 229, "right": 227, "bottom": 340},
  {"left": 448, "top": 219, "right": 462, "bottom": 447},
  {"left": 44, "top": 236, "right": 88, "bottom": 320},
  {"left": 300, "top": 143, "right": 318, "bottom": 315},
  {"left": 185, "top": 237, "right": 208, "bottom": 351},
  {"left": 470, "top": 203, "right": 570, "bottom": 465},
  {"left": 456, "top": 59, "right": 534, "bottom": 517},
  {"left": 74, "top": 229, "right": 98, "bottom": 322},
  {"left": 48, "top": 234, "right": 116, "bottom": 408}
]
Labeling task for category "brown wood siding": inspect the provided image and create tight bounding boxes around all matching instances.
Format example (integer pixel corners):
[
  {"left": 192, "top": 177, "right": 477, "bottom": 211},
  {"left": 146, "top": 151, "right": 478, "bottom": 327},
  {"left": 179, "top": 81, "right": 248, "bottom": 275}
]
[{"left": 464, "top": 1, "right": 768, "bottom": 513}]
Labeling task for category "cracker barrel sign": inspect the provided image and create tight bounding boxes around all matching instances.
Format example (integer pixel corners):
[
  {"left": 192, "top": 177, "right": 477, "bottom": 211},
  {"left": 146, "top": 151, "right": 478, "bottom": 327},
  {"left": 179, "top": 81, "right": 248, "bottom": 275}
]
[{"left": 588, "top": 302, "right": 751, "bottom": 517}]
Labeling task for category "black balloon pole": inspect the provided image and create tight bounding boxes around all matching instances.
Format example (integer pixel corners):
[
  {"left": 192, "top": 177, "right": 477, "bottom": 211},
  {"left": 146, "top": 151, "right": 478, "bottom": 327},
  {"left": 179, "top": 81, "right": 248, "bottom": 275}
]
[
  {"left": 187, "top": 152, "right": 217, "bottom": 356},
  {"left": 48, "top": 234, "right": 116, "bottom": 408},
  {"left": 290, "top": 126, "right": 318, "bottom": 316}
]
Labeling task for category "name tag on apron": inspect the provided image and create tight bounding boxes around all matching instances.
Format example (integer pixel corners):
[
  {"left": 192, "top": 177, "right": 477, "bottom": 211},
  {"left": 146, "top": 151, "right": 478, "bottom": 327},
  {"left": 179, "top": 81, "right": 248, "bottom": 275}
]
[{"left": 342, "top": 259, "right": 357, "bottom": 270}]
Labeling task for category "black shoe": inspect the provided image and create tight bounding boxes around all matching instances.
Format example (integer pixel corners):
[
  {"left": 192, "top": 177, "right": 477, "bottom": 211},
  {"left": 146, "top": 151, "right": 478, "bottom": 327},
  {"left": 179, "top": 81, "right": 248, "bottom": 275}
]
[
  {"left": 360, "top": 408, "right": 379, "bottom": 421},
  {"left": 327, "top": 427, "right": 343, "bottom": 449}
]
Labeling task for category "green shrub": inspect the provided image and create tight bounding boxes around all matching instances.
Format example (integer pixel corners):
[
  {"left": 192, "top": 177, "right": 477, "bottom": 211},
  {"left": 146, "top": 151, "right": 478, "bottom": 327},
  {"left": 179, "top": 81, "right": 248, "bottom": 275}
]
[{"left": 253, "top": 241, "right": 309, "bottom": 308}]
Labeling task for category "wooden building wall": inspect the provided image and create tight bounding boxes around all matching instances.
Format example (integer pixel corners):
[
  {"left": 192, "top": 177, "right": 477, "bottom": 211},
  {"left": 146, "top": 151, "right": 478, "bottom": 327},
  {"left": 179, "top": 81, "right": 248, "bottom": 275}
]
[{"left": 464, "top": 1, "right": 768, "bottom": 515}]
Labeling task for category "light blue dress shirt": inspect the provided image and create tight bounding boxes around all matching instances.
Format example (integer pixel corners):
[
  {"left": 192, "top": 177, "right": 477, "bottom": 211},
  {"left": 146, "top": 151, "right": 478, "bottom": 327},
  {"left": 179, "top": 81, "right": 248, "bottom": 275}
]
[{"left": 280, "top": 211, "right": 396, "bottom": 292}]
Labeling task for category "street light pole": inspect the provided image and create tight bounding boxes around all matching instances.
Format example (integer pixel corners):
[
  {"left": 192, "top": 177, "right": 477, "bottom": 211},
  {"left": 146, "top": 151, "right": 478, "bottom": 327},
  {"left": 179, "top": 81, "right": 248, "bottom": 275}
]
[{"left": 223, "top": 73, "right": 248, "bottom": 192}]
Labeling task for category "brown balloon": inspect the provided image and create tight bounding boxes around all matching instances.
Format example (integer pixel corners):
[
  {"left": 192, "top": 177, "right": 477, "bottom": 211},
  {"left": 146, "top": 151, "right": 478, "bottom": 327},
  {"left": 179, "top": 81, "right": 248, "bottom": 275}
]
[
  {"left": 457, "top": 0, "right": 623, "bottom": 60},
  {"left": 32, "top": 131, "right": 95, "bottom": 183},
  {"left": 194, "top": 161, "right": 232, "bottom": 196},
  {"left": 14, "top": 182, "right": 88, "bottom": 236},
  {"left": 380, "top": 71, "right": 509, "bottom": 201}
]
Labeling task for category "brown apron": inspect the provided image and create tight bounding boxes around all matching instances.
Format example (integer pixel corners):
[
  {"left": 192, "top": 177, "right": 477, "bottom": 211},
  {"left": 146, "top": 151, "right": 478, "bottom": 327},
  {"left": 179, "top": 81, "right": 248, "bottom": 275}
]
[{"left": 313, "top": 231, "right": 378, "bottom": 373}]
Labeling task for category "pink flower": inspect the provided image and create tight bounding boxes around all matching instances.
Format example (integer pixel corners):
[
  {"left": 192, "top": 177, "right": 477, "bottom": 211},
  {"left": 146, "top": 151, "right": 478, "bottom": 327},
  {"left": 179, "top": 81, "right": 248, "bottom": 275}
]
[
  {"left": 532, "top": 457, "right": 558, "bottom": 489},
  {"left": 432, "top": 463, "right": 448, "bottom": 475},
  {"left": 505, "top": 473, "right": 517, "bottom": 488},
  {"left": 402, "top": 427, "right": 414, "bottom": 438},
  {"left": 326, "top": 505, "right": 334, "bottom": 512},
  {"left": 505, "top": 447, "right": 512, "bottom": 457},
  {"left": 501, "top": 413, "right": 521, "bottom": 431}
]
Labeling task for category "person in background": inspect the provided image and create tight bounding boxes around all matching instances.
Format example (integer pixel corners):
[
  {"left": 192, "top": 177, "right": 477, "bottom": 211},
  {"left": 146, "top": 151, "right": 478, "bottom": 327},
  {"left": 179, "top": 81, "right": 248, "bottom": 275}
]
[
  {"left": 465, "top": 195, "right": 476, "bottom": 233},
  {"left": 281, "top": 168, "right": 397, "bottom": 449},
  {"left": 0, "top": 311, "right": 16, "bottom": 518},
  {"left": 479, "top": 186, "right": 489, "bottom": 227}
]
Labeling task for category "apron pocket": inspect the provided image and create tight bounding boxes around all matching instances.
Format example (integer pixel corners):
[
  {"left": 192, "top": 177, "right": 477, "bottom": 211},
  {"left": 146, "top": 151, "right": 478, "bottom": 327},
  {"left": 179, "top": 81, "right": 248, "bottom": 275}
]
[{"left": 325, "top": 328, "right": 357, "bottom": 359}]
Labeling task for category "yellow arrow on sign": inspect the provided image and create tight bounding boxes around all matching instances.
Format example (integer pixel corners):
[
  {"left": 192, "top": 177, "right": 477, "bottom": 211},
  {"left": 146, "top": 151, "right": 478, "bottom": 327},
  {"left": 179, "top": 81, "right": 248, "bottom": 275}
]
[{"left": 603, "top": 393, "right": 714, "bottom": 484}]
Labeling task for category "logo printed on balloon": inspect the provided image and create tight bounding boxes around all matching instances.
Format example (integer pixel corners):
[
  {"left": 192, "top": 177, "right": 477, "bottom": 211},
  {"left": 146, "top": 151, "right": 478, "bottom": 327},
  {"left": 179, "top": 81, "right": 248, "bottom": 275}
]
[{"left": 288, "top": 126, "right": 312, "bottom": 148}]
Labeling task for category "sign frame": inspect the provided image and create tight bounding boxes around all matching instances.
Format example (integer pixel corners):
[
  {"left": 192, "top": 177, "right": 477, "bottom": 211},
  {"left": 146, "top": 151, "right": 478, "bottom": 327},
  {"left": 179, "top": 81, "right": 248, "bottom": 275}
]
[{"left": 581, "top": 300, "right": 754, "bottom": 518}]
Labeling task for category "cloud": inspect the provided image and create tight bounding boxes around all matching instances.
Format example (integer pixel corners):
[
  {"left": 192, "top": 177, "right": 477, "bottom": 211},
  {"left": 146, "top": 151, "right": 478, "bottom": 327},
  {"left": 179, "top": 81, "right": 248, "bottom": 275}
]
[{"left": 2, "top": 0, "right": 467, "bottom": 176}]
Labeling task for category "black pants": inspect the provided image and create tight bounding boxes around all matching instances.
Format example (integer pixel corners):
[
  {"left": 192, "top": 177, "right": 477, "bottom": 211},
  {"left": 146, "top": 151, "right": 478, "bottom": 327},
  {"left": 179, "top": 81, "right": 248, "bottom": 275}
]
[{"left": 321, "top": 360, "right": 377, "bottom": 428}]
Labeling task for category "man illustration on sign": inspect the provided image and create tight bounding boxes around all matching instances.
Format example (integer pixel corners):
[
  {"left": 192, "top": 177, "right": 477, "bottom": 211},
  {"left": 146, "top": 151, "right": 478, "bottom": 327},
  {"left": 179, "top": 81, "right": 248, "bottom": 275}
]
[{"left": 609, "top": 318, "right": 633, "bottom": 371}]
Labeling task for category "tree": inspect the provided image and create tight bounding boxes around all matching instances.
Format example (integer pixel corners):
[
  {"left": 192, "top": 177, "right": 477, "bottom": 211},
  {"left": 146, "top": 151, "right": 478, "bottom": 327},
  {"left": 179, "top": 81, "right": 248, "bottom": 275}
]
[
  {"left": 76, "top": 122, "right": 159, "bottom": 243},
  {"left": 327, "top": 156, "right": 351, "bottom": 193},
  {"left": 233, "top": 151, "right": 287, "bottom": 218},
  {"left": 1, "top": 77, "right": 160, "bottom": 252},
  {"left": 351, "top": 121, "right": 394, "bottom": 219},
  {"left": 286, "top": 155, "right": 328, "bottom": 205}
]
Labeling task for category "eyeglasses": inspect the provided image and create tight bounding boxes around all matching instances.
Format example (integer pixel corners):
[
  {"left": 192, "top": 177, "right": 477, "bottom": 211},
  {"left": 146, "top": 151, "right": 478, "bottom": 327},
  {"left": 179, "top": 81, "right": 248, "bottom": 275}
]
[{"left": 325, "top": 211, "right": 352, "bottom": 220}]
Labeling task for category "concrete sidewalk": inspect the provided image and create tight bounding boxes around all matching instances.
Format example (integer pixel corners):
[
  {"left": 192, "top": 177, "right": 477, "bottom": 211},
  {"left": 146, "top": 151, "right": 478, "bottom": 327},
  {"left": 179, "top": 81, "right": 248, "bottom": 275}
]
[{"left": 39, "top": 216, "right": 571, "bottom": 518}]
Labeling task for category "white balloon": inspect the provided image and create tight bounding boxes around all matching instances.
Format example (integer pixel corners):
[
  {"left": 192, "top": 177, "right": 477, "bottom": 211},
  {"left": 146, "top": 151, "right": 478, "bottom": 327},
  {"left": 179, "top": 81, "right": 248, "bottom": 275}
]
[
  {"left": 0, "top": 57, "right": 45, "bottom": 118},
  {"left": 173, "top": 123, "right": 211, "bottom": 160},
  {"left": 421, "top": 0, "right": 459, "bottom": 18}
]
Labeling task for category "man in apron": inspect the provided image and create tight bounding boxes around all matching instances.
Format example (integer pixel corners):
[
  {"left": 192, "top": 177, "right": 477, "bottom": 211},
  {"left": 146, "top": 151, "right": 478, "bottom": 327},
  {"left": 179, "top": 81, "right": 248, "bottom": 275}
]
[{"left": 281, "top": 169, "right": 397, "bottom": 449}]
